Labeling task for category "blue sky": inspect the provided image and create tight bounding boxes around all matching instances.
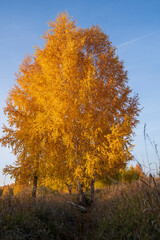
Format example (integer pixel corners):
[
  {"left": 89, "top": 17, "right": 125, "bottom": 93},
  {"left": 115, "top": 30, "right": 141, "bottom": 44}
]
[{"left": 0, "top": 0, "right": 160, "bottom": 185}]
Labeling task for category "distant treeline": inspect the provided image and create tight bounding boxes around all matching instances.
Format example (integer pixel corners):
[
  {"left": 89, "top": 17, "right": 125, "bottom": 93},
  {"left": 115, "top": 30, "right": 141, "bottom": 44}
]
[{"left": 0, "top": 164, "right": 143, "bottom": 198}]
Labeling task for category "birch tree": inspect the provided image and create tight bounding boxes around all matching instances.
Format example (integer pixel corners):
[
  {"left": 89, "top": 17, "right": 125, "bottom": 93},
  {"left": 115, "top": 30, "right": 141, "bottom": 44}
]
[{"left": 1, "top": 12, "right": 140, "bottom": 202}]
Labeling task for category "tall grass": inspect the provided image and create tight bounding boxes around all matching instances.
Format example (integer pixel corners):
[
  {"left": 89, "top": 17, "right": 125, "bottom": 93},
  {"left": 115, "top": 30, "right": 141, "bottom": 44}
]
[
  {"left": 93, "top": 177, "right": 160, "bottom": 239},
  {"left": 1, "top": 178, "right": 160, "bottom": 239}
]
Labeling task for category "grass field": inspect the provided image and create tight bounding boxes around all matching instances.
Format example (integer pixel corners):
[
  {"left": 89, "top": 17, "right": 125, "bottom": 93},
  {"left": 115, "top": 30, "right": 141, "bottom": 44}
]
[{"left": 0, "top": 177, "right": 160, "bottom": 240}]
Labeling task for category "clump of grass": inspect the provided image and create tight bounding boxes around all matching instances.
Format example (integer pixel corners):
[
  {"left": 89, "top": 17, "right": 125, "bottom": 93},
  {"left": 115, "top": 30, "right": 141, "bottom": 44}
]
[
  {"left": 92, "top": 177, "right": 160, "bottom": 240},
  {"left": 1, "top": 178, "right": 160, "bottom": 239},
  {"left": 0, "top": 191, "right": 93, "bottom": 240}
]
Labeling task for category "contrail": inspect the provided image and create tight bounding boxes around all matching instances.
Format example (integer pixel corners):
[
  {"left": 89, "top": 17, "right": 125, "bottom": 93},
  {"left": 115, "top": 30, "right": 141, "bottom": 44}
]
[{"left": 117, "top": 30, "right": 160, "bottom": 48}]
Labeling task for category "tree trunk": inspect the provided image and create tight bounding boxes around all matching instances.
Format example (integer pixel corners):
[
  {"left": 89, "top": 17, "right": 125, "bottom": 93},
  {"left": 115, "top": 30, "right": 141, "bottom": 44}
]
[
  {"left": 77, "top": 181, "right": 86, "bottom": 205},
  {"left": 66, "top": 184, "right": 72, "bottom": 195},
  {"left": 32, "top": 174, "right": 38, "bottom": 199},
  {"left": 90, "top": 178, "right": 95, "bottom": 203}
]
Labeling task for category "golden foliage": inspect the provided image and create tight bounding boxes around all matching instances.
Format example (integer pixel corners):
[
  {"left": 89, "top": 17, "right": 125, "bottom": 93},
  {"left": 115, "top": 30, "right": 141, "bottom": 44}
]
[{"left": 0, "top": 12, "right": 140, "bottom": 190}]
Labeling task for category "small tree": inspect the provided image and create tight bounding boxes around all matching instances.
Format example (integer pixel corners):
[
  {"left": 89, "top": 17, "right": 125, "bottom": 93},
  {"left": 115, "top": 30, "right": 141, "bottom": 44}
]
[
  {"left": 0, "top": 187, "right": 3, "bottom": 196},
  {"left": 2, "top": 185, "right": 13, "bottom": 198},
  {"left": 119, "top": 166, "right": 140, "bottom": 183}
]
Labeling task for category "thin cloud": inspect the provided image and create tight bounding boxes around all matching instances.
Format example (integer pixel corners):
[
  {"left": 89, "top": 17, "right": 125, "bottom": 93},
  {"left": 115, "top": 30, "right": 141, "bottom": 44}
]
[{"left": 117, "top": 30, "right": 160, "bottom": 48}]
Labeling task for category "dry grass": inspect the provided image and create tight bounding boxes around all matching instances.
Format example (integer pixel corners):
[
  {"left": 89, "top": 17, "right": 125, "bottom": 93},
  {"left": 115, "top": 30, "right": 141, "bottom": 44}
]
[
  {"left": 92, "top": 177, "right": 160, "bottom": 240},
  {"left": 1, "top": 178, "right": 160, "bottom": 239}
]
